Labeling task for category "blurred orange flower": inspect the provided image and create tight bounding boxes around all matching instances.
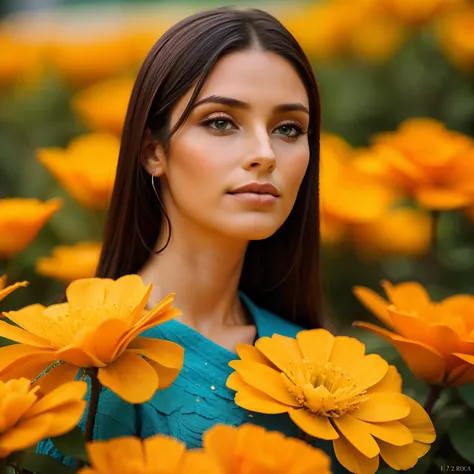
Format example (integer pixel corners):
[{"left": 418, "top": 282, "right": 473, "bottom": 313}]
[
  {"left": 227, "top": 330, "right": 435, "bottom": 474},
  {"left": 35, "top": 242, "right": 101, "bottom": 283},
  {"left": 320, "top": 134, "right": 395, "bottom": 245},
  {"left": 72, "top": 78, "right": 134, "bottom": 135},
  {"left": 46, "top": 34, "right": 134, "bottom": 87},
  {"left": 0, "top": 275, "right": 184, "bottom": 404},
  {"left": 37, "top": 134, "right": 119, "bottom": 211},
  {"left": 0, "top": 276, "right": 28, "bottom": 303},
  {"left": 437, "top": 3, "right": 474, "bottom": 72},
  {"left": 0, "top": 198, "right": 62, "bottom": 260},
  {"left": 377, "top": 0, "right": 464, "bottom": 26},
  {"left": 364, "top": 119, "right": 474, "bottom": 210},
  {"left": 78, "top": 434, "right": 217, "bottom": 474},
  {"left": 352, "top": 208, "right": 432, "bottom": 260},
  {"left": 354, "top": 281, "right": 474, "bottom": 386},
  {"left": 0, "top": 28, "right": 44, "bottom": 87},
  {"left": 0, "top": 379, "right": 86, "bottom": 458},
  {"left": 202, "top": 424, "right": 332, "bottom": 474}
]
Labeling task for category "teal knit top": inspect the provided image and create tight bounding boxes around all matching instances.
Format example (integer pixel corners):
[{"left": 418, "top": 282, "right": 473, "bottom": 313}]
[{"left": 38, "top": 293, "right": 343, "bottom": 472}]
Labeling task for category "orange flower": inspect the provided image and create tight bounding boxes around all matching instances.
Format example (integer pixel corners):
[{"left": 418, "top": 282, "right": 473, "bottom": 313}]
[
  {"left": 78, "top": 435, "right": 217, "bottom": 474},
  {"left": 0, "top": 198, "right": 62, "bottom": 260},
  {"left": 35, "top": 242, "right": 101, "bottom": 283},
  {"left": 0, "top": 275, "right": 184, "bottom": 404},
  {"left": 0, "top": 276, "right": 28, "bottom": 303},
  {"left": 320, "top": 134, "right": 394, "bottom": 245},
  {"left": 437, "top": 3, "right": 474, "bottom": 72},
  {"left": 202, "top": 424, "right": 331, "bottom": 474},
  {"left": 354, "top": 281, "right": 474, "bottom": 386},
  {"left": 227, "top": 330, "right": 435, "bottom": 474},
  {"left": 72, "top": 78, "right": 134, "bottom": 135},
  {"left": 377, "top": 0, "right": 464, "bottom": 26},
  {"left": 351, "top": 208, "right": 432, "bottom": 260},
  {"left": 367, "top": 119, "right": 474, "bottom": 210},
  {"left": 37, "top": 134, "right": 119, "bottom": 211},
  {"left": 0, "top": 379, "right": 87, "bottom": 458}
]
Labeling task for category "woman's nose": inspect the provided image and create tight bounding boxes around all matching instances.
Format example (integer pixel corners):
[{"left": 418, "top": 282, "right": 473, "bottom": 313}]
[{"left": 242, "top": 128, "right": 277, "bottom": 171}]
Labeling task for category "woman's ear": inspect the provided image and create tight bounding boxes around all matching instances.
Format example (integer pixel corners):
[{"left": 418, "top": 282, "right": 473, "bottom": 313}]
[{"left": 141, "top": 129, "right": 167, "bottom": 176}]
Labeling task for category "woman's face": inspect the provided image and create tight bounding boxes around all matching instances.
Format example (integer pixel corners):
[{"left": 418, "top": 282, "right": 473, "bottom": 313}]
[{"left": 153, "top": 50, "right": 311, "bottom": 241}]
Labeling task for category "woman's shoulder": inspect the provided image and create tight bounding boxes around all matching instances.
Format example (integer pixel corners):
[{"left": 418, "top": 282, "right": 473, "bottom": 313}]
[{"left": 239, "top": 292, "right": 304, "bottom": 340}]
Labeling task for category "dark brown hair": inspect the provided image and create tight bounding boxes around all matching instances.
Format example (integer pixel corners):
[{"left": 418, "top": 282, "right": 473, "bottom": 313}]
[{"left": 96, "top": 6, "right": 323, "bottom": 329}]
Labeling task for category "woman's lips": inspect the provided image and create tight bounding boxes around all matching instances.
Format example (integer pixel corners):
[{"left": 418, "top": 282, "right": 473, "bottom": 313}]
[{"left": 227, "top": 192, "right": 278, "bottom": 206}]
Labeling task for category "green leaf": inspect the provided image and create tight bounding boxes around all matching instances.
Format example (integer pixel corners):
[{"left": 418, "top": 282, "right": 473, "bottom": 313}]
[
  {"left": 448, "top": 412, "right": 474, "bottom": 463},
  {"left": 51, "top": 426, "right": 88, "bottom": 463},
  {"left": 0, "top": 337, "right": 15, "bottom": 348},
  {"left": 19, "top": 453, "right": 76, "bottom": 474},
  {"left": 458, "top": 383, "right": 474, "bottom": 409}
]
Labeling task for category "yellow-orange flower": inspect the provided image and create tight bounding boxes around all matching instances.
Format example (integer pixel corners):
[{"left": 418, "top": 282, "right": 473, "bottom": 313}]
[
  {"left": 35, "top": 242, "right": 101, "bottom": 283},
  {"left": 366, "top": 119, "right": 474, "bottom": 210},
  {"left": 78, "top": 434, "right": 217, "bottom": 474},
  {"left": 320, "top": 134, "right": 394, "bottom": 245},
  {"left": 377, "top": 0, "right": 464, "bottom": 26},
  {"left": 0, "top": 275, "right": 184, "bottom": 404},
  {"left": 46, "top": 35, "right": 134, "bottom": 87},
  {"left": 37, "top": 134, "right": 119, "bottom": 211},
  {"left": 0, "top": 198, "right": 63, "bottom": 260},
  {"left": 227, "top": 330, "right": 435, "bottom": 474},
  {"left": 351, "top": 208, "right": 432, "bottom": 260},
  {"left": 437, "top": 3, "right": 474, "bottom": 72},
  {"left": 0, "top": 28, "right": 44, "bottom": 87},
  {"left": 0, "top": 378, "right": 86, "bottom": 458},
  {"left": 354, "top": 281, "right": 474, "bottom": 386},
  {"left": 72, "top": 78, "right": 134, "bottom": 135},
  {"left": 0, "top": 276, "right": 28, "bottom": 303},
  {"left": 202, "top": 424, "right": 332, "bottom": 474}
]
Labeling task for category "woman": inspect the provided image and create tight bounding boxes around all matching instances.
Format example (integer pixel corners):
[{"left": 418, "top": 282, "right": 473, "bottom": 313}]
[{"left": 40, "top": 5, "right": 343, "bottom": 471}]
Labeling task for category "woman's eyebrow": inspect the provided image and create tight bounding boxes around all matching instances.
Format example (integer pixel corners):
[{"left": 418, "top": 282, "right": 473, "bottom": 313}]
[{"left": 192, "top": 95, "right": 309, "bottom": 114}]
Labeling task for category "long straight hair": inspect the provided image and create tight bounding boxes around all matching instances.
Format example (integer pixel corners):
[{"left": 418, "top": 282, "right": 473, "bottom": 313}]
[{"left": 96, "top": 6, "right": 323, "bottom": 329}]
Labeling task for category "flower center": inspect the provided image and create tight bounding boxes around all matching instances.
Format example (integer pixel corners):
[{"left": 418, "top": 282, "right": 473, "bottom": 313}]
[{"left": 282, "top": 359, "right": 369, "bottom": 418}]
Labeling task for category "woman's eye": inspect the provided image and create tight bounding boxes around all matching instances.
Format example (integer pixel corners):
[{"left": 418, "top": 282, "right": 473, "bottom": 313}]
[
  {"left": 276, "top": 123, "right": 304, "bottom": 138},
  {"left": 203, "top": 118, "right": 234, "bottom": 131}
]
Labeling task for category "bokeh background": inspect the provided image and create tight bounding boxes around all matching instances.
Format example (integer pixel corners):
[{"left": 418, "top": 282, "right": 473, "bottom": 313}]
[{"left": 1, "top": 0, "right": 474, "bottom": 471}]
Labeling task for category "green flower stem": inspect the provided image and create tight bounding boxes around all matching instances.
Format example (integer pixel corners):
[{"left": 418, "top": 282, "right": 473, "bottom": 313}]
[
  {"left": 84, "top": 368, "right": 101, "bottom": 443},
  {"left": 77, "top": 368, "right": 101, "bottom": 468},
  {"left": 423, "top": 384, "right": 443, "bottom": 415}
]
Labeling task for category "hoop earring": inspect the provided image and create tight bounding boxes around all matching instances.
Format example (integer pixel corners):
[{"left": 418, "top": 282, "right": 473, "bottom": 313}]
[{"left": 151, "top": 174, "right": 164, "bottom": 210}]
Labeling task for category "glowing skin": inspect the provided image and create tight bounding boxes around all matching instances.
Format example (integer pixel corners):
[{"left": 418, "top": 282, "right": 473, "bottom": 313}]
[{"left": 140, "top": 50, "right": 310, "bottom": 351}]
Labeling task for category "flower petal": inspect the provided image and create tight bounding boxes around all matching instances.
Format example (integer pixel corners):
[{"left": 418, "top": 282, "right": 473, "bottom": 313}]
[
  {"left": 353, "top": 286, "right": 394, "bottom": 328},
  {"left": 296, "top": 329, "right": 334, "bottom": 365},
  {"left": 0, "top": 414, "right": 53, "bottom": 455},
  {"left": 66, "top": 278, "right": 114, "bottom": 308},
  {"left": 143, "top": 435, "right": 186, "bottom": 470},
  {"left": 56, "top": 346, "right": 104, "bottom": 368},
  {"left": 0, "top": 279, "right": 28, "bottom": 302},
  {"left": 381, "top": 281, "right": 431, "bottom": 313},
  {"left": 26, "top": 381, "right": 87, "bottom": 417},
  {"left": 32, "top": 363, "right": 80, "bottom": 394},
  {"left": 91, "top": 319, "right": 129, "bottom": 364},
  {"left": 447, "top": 362, "right": 474, "bottom": 386},
  {"left": 202, "top": 424, "right": 238, "bottom": 469},
  {"left": 364, "top": 420, "right": 413, "bottom": 446},
  {"left": 288, "top": 408, "right": 339, "bottom": 440},
  {"left": 328, "top": 336, "right": 367, "bottom": 372},
  {"left": 333, "top": 434, "right": 379, "bottom": 474},
  {"left": 366, "top": 365, "right": 402, "bottom": 394},
  {"left": 389, "top": 336, "right": 446, "bottom": 384},
  {"left": 333, "top": 414, "right": 380, "bottom": 458},
  {"left": 399, "top": 396, "right": 436, "bottom": 444},
  {"left": 98, "top": 351, "right": 158, "bottom": 403},
  {"left": 0, "top": 320, "right": 51, "bottom": 348},
  {"left": 127, "top": 337, "right": 184, "bottom": 369},
  {"left": 354, "top": 393, "right": 410, "bottom": 422},
  {"left": 235, "top": 344, "right": 273, "bottom": 366},
  {"left": 228, "top": 360, "right": 299, "bottom": 407},
  {"left": 0, "top": 347, "right": 57, "bottom": 381},
  {"left": 255, "top": 336, "right": 301, "bottom": 374},
  {"left": 36, "top": 401, "right": 87, "bottom": 438},
  {"left": 415, "top": 187, "right": 472, "bottom": 210},
  {"left": 379, "top": 439, "right": 430, "bottom": 470},
  {"left": 230, "top": 372, "right": 291, "bottom": 414},
  {"left": 144, "top": 359, "right": 181, "bottom": 390},
  {"left": 86, "top": 437, "right": 145, "bottom": 472}
]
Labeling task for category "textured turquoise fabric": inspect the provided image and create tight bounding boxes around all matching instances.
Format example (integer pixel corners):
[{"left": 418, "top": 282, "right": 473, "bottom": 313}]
[{"left": 37, "top": 292, "right": 344, "bottom": 472}]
